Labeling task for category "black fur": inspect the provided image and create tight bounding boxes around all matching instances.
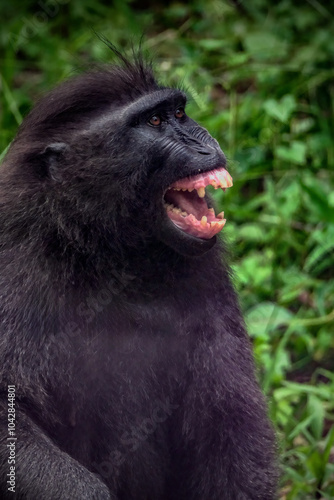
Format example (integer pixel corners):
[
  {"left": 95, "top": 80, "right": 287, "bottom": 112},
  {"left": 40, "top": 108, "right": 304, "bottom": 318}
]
[{"left": 0, "top": 51, "right": 277, "bottom": 499}]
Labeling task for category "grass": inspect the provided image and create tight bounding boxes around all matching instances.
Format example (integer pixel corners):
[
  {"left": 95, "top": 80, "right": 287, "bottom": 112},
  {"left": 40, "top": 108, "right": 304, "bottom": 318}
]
[{"left": 1, "top": 0, "right": 334, "bottom": 497}]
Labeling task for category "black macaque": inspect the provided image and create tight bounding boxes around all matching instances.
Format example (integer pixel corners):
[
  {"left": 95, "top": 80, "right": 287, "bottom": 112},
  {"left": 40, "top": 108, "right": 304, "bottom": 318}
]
[{"left": 0, "top": 46, "right": 278, "bottom": 500}]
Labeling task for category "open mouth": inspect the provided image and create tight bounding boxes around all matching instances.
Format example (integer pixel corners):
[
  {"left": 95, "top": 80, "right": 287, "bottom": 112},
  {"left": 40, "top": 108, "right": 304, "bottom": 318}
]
[{"left": 163, "top": 167, "right": 233, "bottom": 240}]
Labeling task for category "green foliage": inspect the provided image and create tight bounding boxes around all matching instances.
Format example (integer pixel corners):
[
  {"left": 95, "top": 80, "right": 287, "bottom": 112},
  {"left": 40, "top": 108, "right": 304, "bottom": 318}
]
[{"left": 1, "top": 0, "right": 333, "bottom": 497}]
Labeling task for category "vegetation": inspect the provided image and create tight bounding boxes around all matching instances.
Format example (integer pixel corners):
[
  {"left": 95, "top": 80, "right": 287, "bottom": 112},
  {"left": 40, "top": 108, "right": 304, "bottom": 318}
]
[{"left": 1, "top": 0, "right": 333, "bottom": 497}]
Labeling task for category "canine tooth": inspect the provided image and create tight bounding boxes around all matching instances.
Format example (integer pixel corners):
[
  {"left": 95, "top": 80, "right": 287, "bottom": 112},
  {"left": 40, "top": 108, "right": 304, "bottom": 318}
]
[
  {"left": 201, "top": 216, "right": 207, "bottom": 227},
  {"left": 217, "top": 211, "right": 225, "bottom": 219},
  {"left": 208, "top": 208, "right": 215, "bottom": 214},
  {"left": 197, "top": 187, "right": 205, "bottom": 198}
]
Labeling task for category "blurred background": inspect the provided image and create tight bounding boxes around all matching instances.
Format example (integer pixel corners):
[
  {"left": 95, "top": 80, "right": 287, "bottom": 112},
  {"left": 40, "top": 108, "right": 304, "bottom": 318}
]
[{"left": 1, "top": 0, "right": 333, "bottom": 497}]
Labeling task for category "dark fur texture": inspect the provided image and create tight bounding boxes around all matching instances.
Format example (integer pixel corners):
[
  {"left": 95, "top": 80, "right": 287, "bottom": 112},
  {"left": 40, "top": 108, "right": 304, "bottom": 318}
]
[{"left": 0, "top": 51, "right": 277, "bottom": 499}]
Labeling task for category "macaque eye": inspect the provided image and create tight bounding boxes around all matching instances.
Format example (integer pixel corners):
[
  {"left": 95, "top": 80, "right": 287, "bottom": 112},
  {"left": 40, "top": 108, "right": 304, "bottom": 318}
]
[
  {"left": 148, "top": 114, "right": 162, "bottom": 126},
  {"left": 175, "top": 108, "right": 185, "bottom": 119}
]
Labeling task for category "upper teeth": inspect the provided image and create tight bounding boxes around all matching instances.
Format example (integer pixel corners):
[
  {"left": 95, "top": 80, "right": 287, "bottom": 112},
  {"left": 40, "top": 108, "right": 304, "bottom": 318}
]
[
  {"left": 172, "top": 187, "right": 195, "bottom": 193},
  {"left": 197, "top": 187, "right": 205, "bottom": 198},
  {"left": 170, "top": 184, "right": 210, "bottom": 198},
  {"left": 170, "top": 186, "right": 206, "bottom": 197}
]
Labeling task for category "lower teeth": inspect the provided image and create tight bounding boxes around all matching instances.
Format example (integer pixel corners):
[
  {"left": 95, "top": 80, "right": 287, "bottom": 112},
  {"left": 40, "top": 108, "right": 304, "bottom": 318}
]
[{"left": 165, "top": 203, "right": 224, "bottom": 228}]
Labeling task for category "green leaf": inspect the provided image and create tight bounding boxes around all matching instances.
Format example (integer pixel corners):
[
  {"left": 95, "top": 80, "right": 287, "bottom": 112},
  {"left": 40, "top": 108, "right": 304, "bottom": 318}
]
[
  {"left": 243, "top": 32, "right": 288, "bottom": 60},
  {"left": 237, "top": 223, "right": 268, "bottom": 242},
  {"left": 301, "top": 183, "right": 334, "bottom": 223},
  {"left": 306, "top": 449, "right": 325, "bottom": 478},
  {"left": 246, "top": 302, "right": 293, "bottom": 337},
  {"left": 263, "top": 95, "right": 296, "bottom": 123},
  {"left": 307, "top": 394, "right": 324, "bottom": 440},
  {"left": 276, "top": 141, "right": 307, "bottom": 164},
  {"left": 323, "top": 425, "right": 334, "bottom": 464},
  {"left": 198, "top": 39, "right": 228, "bottom": 50},
  {"left": 289, "top": 414, "right": 314, "bottom": 439}
]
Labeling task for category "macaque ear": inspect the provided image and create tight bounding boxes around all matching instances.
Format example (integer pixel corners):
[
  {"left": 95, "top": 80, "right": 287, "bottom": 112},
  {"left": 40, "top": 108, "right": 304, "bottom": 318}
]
[{"left": 38, "top": 142, "right": 68, "bottom": 181}]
